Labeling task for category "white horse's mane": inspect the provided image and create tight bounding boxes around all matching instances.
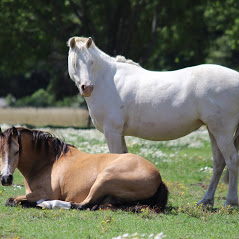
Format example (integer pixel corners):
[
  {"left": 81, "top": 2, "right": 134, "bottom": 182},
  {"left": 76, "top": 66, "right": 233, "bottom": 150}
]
[
  {"left": 68, "top": 37, "right": 140, "bottom": 67},
  {"left": 115, "top": 55, "right": 140, "bottom": 67}
]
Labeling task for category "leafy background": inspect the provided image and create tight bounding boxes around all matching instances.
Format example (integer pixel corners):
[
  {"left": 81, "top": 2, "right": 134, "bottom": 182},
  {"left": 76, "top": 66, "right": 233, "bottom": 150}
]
[{"left": 1, "top": 0, "right": 239, "bottom": 106}]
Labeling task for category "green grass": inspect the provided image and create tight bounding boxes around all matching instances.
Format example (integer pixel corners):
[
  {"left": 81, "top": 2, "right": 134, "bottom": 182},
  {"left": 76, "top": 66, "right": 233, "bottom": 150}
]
[{"left": 0, "top": 126, "right": 238, "bottom": 239}]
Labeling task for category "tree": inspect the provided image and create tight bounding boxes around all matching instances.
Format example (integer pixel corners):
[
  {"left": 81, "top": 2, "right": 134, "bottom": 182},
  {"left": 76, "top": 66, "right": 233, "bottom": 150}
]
[{"left": 1, "top": 0, "right": 239, "bottom": 102}]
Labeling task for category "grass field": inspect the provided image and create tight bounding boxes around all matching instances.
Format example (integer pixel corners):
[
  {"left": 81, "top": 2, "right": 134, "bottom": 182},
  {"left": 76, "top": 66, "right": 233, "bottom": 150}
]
[{"left": 0, "top": 111, "right": 239, "bottom": 238}]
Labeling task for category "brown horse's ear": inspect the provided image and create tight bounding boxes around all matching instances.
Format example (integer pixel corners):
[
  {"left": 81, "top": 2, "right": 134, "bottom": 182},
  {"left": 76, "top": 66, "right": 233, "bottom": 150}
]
[
  {"left": 0, "top": 127, "right": 3, "bottom": 136},
  {"left": 11, "top": 127, "right": 18, "bottom": 138},
  {"left": 86, "top": 37, "right": 92, "bottom": 48},
  {"left": 68, "top": 37, "right": 76, "bottom": 48}
]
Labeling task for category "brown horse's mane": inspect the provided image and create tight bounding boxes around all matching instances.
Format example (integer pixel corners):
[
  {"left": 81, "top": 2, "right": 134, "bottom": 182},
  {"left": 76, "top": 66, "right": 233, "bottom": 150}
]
[{"left": 3, "top": 127, "right": 74, "bottom": 160}]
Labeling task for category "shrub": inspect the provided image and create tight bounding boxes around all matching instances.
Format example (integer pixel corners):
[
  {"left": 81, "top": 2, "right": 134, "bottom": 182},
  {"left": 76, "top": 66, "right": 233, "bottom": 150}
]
[
  {"left": 7, "top": 89, "right": 86, "bottom": 108},
  {"left": 13, "top": 89, "right": 55, "bottom": 107}
]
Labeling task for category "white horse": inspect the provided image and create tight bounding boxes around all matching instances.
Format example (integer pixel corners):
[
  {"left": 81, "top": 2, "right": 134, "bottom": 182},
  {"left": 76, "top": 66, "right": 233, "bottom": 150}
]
[{"left": 67, "top": 36, "right": 239, "bottom": 207}]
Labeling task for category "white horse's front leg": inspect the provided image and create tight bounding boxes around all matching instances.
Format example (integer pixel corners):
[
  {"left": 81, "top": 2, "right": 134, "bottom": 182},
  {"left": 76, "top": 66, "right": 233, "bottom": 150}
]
[
  {"left": 198, "top": 130, "right": 226, "bottom": 207},
  {"left": 104, "top": 129, "right": 128, "bottom": 154}
]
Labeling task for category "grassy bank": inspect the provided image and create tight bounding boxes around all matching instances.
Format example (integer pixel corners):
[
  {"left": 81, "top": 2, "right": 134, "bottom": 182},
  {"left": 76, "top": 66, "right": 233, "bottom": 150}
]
[{"left": 0, "top": 125, "right": 238, "bottom": 238}]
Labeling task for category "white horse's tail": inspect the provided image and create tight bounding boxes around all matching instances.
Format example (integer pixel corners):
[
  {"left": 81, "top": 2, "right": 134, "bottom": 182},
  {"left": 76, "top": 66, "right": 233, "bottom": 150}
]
[{"left": 223, "top": 124, "right": 239, "bottom": 184}]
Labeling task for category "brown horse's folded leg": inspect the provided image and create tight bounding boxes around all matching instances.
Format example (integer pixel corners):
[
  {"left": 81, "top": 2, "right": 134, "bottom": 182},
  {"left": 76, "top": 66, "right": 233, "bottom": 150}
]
[
  {"left": 70, "top": 195, "right": 107, "bottom": 210},
  {"left": 6, "top": 197, "right": 37, "bottom": 208}
]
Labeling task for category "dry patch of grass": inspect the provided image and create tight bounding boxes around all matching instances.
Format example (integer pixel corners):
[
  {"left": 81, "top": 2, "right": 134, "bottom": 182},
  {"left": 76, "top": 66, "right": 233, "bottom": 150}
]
[{"left": 0, "top": 107, "right": 89, "bottom": 127}]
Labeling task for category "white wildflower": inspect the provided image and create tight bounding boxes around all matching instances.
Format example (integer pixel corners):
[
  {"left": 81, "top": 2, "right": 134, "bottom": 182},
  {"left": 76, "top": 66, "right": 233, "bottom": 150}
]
[
  {"left": 122, "top": 233, "right": 129, "bottom": 238},
  {"left": 200, "top": 166, "right": 213, "bottom": 173}
]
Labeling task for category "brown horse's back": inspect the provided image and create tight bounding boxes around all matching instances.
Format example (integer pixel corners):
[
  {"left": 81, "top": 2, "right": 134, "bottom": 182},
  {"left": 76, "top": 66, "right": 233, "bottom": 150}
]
[{"left": 57, "top": 150, "right": 168, "bottom": 210}]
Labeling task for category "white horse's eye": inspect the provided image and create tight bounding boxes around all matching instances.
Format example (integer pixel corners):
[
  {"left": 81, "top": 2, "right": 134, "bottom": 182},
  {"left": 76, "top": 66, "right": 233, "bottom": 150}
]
[{"left": 89, "top": 60, "right": 94, "bottom": 66}]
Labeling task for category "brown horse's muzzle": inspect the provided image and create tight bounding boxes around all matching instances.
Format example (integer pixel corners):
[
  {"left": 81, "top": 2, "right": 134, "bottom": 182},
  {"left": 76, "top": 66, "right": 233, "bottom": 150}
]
[
  {"left": 80, "top": 84, "right": 94, "bottom": 97},
  {"left": 1, "top": 174, "right": 13, "bottom": 186}
]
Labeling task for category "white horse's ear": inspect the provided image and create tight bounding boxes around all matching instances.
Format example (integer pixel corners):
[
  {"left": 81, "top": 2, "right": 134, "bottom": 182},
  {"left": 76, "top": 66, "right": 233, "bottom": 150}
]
[
  {"left": 67, "top": 37, "right": 76, "bottom": 48},
  {"left": 86, "top": 37, "right": 92, "bottom": 48}
]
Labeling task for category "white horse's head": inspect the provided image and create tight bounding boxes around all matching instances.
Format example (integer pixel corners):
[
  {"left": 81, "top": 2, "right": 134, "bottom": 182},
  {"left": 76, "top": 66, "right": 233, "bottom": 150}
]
[{"left": 67, "top": 37, "right": 94, "bottom": 97}]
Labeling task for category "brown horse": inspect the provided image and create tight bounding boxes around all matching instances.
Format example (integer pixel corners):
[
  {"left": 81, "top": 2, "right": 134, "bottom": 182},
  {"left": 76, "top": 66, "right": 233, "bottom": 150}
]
[{"left": 0, "top": 127, "right": 168, "bottom": 211}]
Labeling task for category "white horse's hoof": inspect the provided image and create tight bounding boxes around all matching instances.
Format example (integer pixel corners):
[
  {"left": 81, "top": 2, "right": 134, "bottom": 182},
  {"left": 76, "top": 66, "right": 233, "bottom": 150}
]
[
  {"left": 197, "top": 199, "right": 214, "bottom": 208},
  {"left": 224, "top": 200, "right": 239, "bottom": 207}
]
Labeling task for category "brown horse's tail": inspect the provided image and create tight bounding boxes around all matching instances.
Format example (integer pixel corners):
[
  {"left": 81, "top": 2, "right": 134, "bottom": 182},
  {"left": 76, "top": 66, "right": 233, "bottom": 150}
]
[
  {"left": 138, "top": 181, "right": 169, "bottom": 212},
  {"left": 149, "top": 181, "right": 169, "bottom": 211}
]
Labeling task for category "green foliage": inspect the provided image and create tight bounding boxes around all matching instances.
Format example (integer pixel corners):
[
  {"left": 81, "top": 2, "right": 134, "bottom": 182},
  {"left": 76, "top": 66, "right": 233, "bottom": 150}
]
[
  {"left": 5, "top": 94, "right": 16, "bottom": 106},
  {"left": 55, "top": 94, "right": 85, "bottom": 107},
  {"left": 13, "top": 89, "right": 55, "bottom": 107},
  {"left": 1, "top": 0, "right": 239, "bottom": 103},
  {"left": 8, "top": 89, "right": 85, "bottom": 108}
]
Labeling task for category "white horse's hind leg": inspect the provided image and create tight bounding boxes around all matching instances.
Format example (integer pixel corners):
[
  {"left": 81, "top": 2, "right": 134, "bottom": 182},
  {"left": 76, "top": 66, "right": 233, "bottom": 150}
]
[
  {"left": 104, "top": 129, "right": 128, "bottom": 153},
  {"left": 198, "top": 131, "right": 226, "bottom": 207},
  {"left": 222, "top": 127, "right": 239, "bottom": 184},
  {"left": 210, "top": 131, "right": 239, "bottom": 206}
]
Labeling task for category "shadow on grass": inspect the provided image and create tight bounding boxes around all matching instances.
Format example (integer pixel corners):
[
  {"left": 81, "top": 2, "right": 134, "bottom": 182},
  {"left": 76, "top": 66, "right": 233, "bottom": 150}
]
[{"left": 164, "top": 204, "right": 239, "bottom": 218}]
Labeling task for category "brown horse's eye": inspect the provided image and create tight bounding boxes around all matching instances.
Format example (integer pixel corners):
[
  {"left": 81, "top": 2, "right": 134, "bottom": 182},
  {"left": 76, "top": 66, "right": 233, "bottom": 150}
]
[{"left": 14, "top": 150, "right": 19, "bottom": 155}]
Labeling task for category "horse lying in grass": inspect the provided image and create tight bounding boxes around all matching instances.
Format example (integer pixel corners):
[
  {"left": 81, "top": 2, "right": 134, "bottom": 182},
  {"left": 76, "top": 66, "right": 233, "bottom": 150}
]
[{"left": 0, "top": 127, "right": 168, "bottom": 211}]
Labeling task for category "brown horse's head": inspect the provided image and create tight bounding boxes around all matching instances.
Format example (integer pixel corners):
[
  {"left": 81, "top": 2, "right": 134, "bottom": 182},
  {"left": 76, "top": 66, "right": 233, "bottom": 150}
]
[
  {"left": 0, "top": 127, "right": 20, "bottom": 186},
  {"left": 0, "top": 127, "right": 73, "bottom": 187}
]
